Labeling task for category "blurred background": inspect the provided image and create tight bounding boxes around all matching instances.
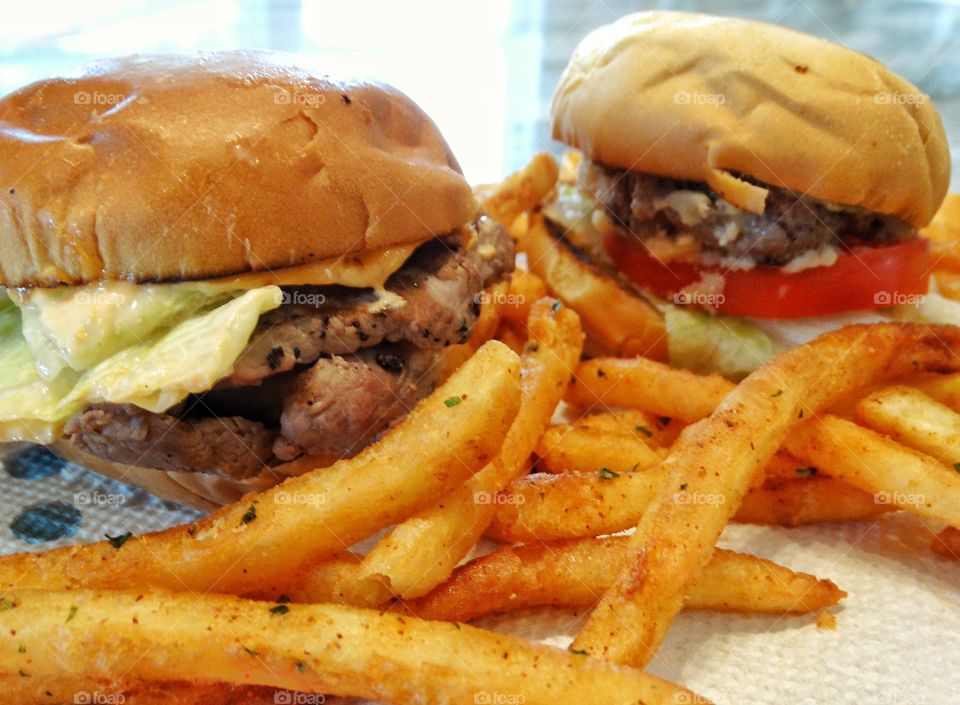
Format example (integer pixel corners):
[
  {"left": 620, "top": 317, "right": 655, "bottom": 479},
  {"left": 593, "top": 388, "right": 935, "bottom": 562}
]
[{"left": 1, "top": 0, "right": 958, "bottom": 189}]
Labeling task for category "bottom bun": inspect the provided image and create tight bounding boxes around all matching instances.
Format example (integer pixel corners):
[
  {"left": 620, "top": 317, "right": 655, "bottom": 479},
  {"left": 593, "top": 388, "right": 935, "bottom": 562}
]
[{"left": 46, "top": 279, "right": 511, "bottom": 511}]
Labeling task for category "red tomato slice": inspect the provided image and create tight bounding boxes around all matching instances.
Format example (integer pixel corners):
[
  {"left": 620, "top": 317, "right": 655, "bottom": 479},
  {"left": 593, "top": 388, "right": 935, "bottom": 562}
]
[{"left": 603, "top": 233, "right": 930, "bottom": 319}]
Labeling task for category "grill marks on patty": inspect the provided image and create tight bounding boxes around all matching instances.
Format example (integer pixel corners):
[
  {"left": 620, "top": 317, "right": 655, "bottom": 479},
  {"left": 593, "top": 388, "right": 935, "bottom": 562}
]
[
  {"left": 583, "top": 160, "right": 912, "bottom": 266},
  {"left": 63, "top": 217, "right": 515, "bottom": 478}
]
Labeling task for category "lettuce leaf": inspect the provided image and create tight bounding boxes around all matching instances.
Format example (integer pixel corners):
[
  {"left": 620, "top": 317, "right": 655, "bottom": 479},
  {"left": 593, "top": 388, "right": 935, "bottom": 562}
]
[
  {"left": 62, "top": 286, "right": 282, "bottom": 413},
  {"left": 15, "top": 281, "right": 231, "bottom": 378},
  {"left": 662, "top": 304, "right": 780, "bottom": 380}
]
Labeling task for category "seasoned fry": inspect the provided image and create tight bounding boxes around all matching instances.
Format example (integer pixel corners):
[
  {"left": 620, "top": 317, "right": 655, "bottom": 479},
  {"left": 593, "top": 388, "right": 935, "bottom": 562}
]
[
  {"left": 495, "top": 321, "right": 528, "bottom": 354},
  {"left": 785, "top": 415, "right": 960, "bottom": 528},
  {"left": 535, "top": 425, "right": 663, "bottom": 474},
  {"left": 573, "top": 409, "right": 684, "bottom": 447},
  {"left": 0, "top": 589, "right": 706, "bottom": 705},
  {"left": 501, "top": 270, "right": 549, "bottom": 326},
  {"left": 922, "top": 193, "right": 960, "bottom": 273},
  {"left": 912, "top": 371, "right": 960, "bottom": 412},
  {"left": 571, "top": 324, "right": 960, "bottom": 667},
  {"left": 486, "top": 470, "right": 658, "bottom": 544},
  {"left": 736, "top": 477, "right": 895, "bottom": 526},
  {"left": 409, "top": 537, "right": 845, "bottom": 622},
  {"left": 339, "top": 300, "right": 583, "bottom": 601},
  {"left": 566, "top": 356, "right": 733, "bottom": 422},
  {"left": 3, "top": 679, "right": 281, "bottom": 705},
  {"left": 0, "top": 341, "right": 522, "bottom": 594},
  {"left": 855, "top": 385, "right": 960, "bottom": 466},
  {"left": 932, "top": 526, "right": 960, "bottom": 560},
  {"left": 476, "top": 152, "right": 559, "bottom": 229},
  {"left": 521, "top": 214, "right": 668, "bottom": 360}
]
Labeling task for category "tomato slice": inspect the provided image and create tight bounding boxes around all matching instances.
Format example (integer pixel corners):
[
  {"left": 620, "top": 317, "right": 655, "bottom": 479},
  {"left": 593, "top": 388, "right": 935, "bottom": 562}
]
[{"left": 603, "top": 233, "right": 930, "bottom": 319}]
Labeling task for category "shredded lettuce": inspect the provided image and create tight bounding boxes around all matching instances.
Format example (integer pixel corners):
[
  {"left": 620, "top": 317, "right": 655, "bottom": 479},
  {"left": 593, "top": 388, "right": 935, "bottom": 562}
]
[
  {"left": 0, "top": 285, "right": 282, "bottom": 441},
  {"left": 15, "top": 281, "right": 231, "bottom": 378},
  {"left": 662, "top": 303, "right": 780, "bottom": 380}
]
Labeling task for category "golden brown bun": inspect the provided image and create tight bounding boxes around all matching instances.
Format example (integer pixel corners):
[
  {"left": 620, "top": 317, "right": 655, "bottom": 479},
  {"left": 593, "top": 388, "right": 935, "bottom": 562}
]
[
  {"left": 0, "top": 51, "right": 476, "bottom": 286},
  {"left": 552, "top": 11, "right": 950, "bottom": 227}
]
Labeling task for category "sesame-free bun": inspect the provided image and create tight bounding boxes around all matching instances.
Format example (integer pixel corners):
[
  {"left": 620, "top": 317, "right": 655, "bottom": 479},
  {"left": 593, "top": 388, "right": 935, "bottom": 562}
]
[
  {"left": 0, "top": 51, "right": 477, "bottom": 286},
  {"left": 552, "top": 11, "right": 950, "bottom": 226}
]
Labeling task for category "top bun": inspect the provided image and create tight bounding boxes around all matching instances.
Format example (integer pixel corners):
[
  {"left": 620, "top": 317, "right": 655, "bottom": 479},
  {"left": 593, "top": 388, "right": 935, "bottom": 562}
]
[
  {"left": 0, "top": 51, "right": 477, "bottom": 286},
  {"left": 552, "top": 12, "right": 950, "bottom": 227}
]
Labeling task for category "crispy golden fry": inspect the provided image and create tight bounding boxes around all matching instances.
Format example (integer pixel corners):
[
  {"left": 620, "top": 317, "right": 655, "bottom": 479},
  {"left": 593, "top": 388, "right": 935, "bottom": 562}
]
[
  {"left": 736, "top": 477, "right": 895, "bottom": 526},
  {"left": 855, "top": 385, "right": 960, "bottom": 466},
  {"left": 571, "top": 324, "right": 960, "bottom": 667},
  {"left": 408, "top": 537, "right": 845, "bottom": 622},
  {"left": 933, "top": 271, "right": 960, "bottom": 302},
  {"left": 573, "top": 409, "right": 684, "bottom": 447},
  {"left": 495, "top": 321, "right": 528, "bottom": 354},
  {"left": 911, "top": 371, "right": 960, "bottom": 411},
  {"left": 0, "top": 341, "right": 522, "bottom": 594},
  {"left": 485, "top": 470, "right": 658, "bottom": 544},
  {"left": 438, "top": 278, "right": 511, "bottom": 376},
  {"left": 535, "top": 425, "right": 663, "bottom": 475},
  {"left": 501, "top": 270, "right": 549, "bottom": 326},
  {"left": 331, "top": 300, "right": 583, "bottom": 603},
  {"left": 566, "top": 356, "right": 734, "bottom": 423},
  {"left": 932, "top": 526, "right": 960, "bottom": 560},
  {"left": 521, "top": 214, "right": 668, "bottom": 360},
  {"left": 0, "top": 589, "right": 705, "bottom": 705},
  {"left": 3, "top": 679, "right": 281, "bottom": 705},
  {"left": 476, "top": 152, "right": 559, "bottom": 229},
  {"left": 785, "top": 414, "right": 960, "bottom": 528},
  {"left": 922, "top": 193, "right": 960, "bottom": 273}
]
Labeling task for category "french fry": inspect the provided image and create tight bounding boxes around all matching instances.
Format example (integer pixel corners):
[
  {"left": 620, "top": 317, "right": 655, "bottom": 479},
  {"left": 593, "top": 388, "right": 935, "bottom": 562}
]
[
  {"left": 335, "top": 299, "right": 583, "bottom": 602},
  {"left": 408, "top": 537, "right": 845, "bottom": 622},
  {"left": 785, "top": 415, "right": 960, "bottom": 529},
  {"left": 535, "top": 425, "right": 663, "bottom": 474},
  {"left": 912, "top": 371, "right": 960, "bottom": 411},
  {"left": 571, "top": 324, "right": 960, "bottom": 667},
  {"left": 476, "top": 152, "right": 559, "bottom": 230},
  {"left": 501, "top": 270, "right": 548, "bottom": 326},
  {"left": 573, "top": 409, "right": 684, "bottom": 447},
  {"left": 566, "top": 356, "right": 734, "bottom": 423},
  {"left": 922, "top": 193, "right": 960, "bottom": 273},
  {"left": 0, "top": 589, "right": 706, "bottom": 705},
  {"left": 521, "top": 214, "right": 668, "bottom": 360},
  {"left": 932, "top": 526, "right": 960, "bottom": 560},
  {"left": 495, "top": 320, "right": 528, "bottom": 355},
  {"left": 855, "top": 385, "right": 960, "bottom": 466},
  {"left": 3, "top": 679, "right": 282, "bottom": 705},
  {"left": 736, "top": 477, "right": 895, "bottom": 526},
  {"left": 0, "top": 341, "right": 522, "bottom": 594}
]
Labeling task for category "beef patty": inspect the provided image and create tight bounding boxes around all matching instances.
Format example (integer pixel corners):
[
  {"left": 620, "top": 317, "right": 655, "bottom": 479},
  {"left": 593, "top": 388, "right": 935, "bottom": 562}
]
[
  {"left": 583, "top": 160, "right": 912, "bottom": 266},
  {"left": 64, "top": 217, "right": 514, "bottom": 478}
]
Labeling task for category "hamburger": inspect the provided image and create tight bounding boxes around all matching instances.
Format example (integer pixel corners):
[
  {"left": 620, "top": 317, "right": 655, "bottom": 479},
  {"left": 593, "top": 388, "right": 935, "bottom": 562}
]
[
  {"left": 0, "top": 52, "right": 514, "bottom": 506},
  {"left": 538, "top": 11, "right": 951, "bottom": 378}
]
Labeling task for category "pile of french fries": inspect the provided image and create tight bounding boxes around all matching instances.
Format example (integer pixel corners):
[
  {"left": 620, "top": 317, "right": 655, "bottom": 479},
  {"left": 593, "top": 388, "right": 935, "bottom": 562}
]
[{"left": 1, "top": 158, "right": 960, "bottom": 704}]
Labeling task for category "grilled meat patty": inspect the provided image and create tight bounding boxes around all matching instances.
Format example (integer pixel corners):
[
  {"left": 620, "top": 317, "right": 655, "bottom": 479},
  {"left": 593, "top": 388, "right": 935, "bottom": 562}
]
[
  {"left": 583, "top": 160, "right": 912, "bottom": 266},
  {"left": 64, "top": 217, "right": 515, "bottom": 477}
]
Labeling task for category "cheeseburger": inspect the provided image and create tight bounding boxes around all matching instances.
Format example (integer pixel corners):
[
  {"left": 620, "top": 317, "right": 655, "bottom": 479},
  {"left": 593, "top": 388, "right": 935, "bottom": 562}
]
[
  {"left": 0, "top": 52, "right": 513, "bottom": 502},
  {"left": 541, "top": 12, "right": 951, "bottom": 377}
]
